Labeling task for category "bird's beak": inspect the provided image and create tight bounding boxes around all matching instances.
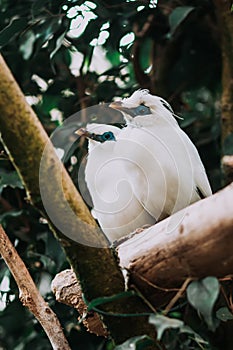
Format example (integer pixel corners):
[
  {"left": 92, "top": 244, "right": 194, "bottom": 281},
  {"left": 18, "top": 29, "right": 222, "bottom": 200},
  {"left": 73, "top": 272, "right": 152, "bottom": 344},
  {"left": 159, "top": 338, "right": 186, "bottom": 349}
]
[
  {"left": 109, "top": 101, "right": 123, "bottom": 110},
  {"left": 109, "top": 101, "right": 129, "bottom": 114},
  {"left": 109, "top": 101, "right": 137, "bottom": 117},
  {"left": 75, "top": 128, "right": 92, "bottom": 138},
  {"left": 110, "top": 101, "right": 152, "bottom": 118}
]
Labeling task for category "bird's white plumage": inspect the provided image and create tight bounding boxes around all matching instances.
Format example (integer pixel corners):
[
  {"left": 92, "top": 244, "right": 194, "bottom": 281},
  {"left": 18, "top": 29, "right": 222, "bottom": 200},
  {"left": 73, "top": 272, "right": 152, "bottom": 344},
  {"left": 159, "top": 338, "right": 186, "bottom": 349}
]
[
  {"left": 84, "top": 123, "right": 155, "bottom": 242},
  {"left": 83, "top": 90, "right": 212, "bottom": 242},
  {"left": 114, "top": 90, "right": 212, "bottom": 218}
]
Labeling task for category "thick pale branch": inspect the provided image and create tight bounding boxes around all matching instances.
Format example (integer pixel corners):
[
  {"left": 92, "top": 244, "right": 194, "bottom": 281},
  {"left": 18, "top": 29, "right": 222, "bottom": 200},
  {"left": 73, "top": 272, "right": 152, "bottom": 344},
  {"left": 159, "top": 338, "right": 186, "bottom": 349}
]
[
  {"left": 0, "top": 225, "right": 71, "bottom": 350},
  {"left": 117, "top": 183, "right": 233, "bottom": 306}
]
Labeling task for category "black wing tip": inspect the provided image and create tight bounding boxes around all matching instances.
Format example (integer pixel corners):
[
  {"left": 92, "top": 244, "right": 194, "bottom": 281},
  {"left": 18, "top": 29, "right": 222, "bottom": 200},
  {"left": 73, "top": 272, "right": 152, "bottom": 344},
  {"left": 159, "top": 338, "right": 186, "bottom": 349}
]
[{"left": 196, "top": 186, "right": 206, "bottom": 199}]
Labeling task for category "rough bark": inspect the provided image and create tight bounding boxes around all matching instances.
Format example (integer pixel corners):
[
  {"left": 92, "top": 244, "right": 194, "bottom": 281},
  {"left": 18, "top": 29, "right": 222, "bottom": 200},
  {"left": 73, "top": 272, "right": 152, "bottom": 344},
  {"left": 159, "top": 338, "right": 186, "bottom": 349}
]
[
  {"left": 117, "top": 183, "right": 233, "bottom": 306},
  {"left": 51, "top": 269, "right": 108, "bottom": 337},
  {"left": 0, "top": 54, "right": 155, "bottom": 344},
  {"left": 0, "top": 225, "right": 71, "bottom": 350},
  {"left": 213, "top": 0, "right": 233, "bottom": 183}
]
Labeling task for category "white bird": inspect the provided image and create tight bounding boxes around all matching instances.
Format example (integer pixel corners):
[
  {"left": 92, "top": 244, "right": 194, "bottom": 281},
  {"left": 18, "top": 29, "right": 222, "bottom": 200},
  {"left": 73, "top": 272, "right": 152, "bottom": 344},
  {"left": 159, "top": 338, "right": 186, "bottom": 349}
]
[
  {"left": 77, "top": 123, "right": 155, "bottom": 242},
  {"left": 77, "top": 90, "right": 212, "bottom": 242},
  {"left": 109, "top": 89, "right": 212, "bottom": 222}
]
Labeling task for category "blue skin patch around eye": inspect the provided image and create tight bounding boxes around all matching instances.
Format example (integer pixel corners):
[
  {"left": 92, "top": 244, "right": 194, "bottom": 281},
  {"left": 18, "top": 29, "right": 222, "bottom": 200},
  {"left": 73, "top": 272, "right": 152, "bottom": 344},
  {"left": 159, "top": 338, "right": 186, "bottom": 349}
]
[
  {"left": 121, "top": 104, "right": 152, "bottom": 117},
  {"left": 90, "top": 131, "right": 116, "bottom": 143},
  {"left": 101, "top": 131, "right": 116, "bottom": 142},
  {"left": 135, "top": 105, "right": 151, "bottom": 115}
]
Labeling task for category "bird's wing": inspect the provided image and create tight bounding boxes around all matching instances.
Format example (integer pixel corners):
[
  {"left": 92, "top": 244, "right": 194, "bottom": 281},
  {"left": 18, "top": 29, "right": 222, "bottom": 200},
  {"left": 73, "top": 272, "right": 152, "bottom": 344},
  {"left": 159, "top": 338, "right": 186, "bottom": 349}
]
[
  {"left": 115, "top": 126, "right": 173, "bottom": 220},
  {"left": 116, "top": 122, "right": 212, "bottom": 221},
  {"left": 180, "top": 130, "right": 212, "bottom": 199}
]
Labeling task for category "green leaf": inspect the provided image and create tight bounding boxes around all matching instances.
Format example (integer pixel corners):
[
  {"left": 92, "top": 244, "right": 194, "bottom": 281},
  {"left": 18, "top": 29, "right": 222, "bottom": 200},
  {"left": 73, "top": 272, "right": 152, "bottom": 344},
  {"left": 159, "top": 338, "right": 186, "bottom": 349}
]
[
  {"left": 19, "top": 30, "right": 36, "bottom": 60},
  {"left": 115, "top": 335, "right": 154, "bottom": 350},
  {"left": 187, "top": 277, "right": 220, "bottom": 331},
  {"left": 0, "top": 18, "right": 28, "bottom": 48},
  {"left": 106, "top": 49, "right": 121, "bottom": 66},
  {"left": 216, "top": 307, "right": 233, "bottom": 322},
  {"left": 33, "top": 18, "right": 62, "bottom": 55},
  {"left": 50, "top": 31, "right": 67, "bottom": 60},
  {"left": 149, "top": 314, "right": 208, "bottom": 346},
  {"left": 0, "top": 169, "right": 24, "bottom": 193},
  {"left": 169, "top": 6, "right": 195, "bottom": 34},
  {"left": 0, "top": 210, "right": 23, "bottom": 223},
  {"left": 139, "top": 38, "right": 153, "bottom": 72},
  {"left": 149, "top": 314, "right": 184, "bottom": 340}
]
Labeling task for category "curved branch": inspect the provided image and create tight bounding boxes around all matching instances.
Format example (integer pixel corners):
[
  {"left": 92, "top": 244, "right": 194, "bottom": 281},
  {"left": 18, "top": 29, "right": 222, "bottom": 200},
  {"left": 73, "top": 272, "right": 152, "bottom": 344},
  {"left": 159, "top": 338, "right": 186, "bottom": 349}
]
[{"left": 0, "top": 225, "right": 71, "bottom": 350}]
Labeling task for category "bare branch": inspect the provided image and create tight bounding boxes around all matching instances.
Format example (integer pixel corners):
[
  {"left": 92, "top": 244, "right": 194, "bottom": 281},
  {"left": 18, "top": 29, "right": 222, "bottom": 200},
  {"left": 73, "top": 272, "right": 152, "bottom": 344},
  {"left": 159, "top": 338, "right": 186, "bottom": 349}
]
[
  {"left": 0, "top": 225, "right": 71, "bottom": 350},
  {"left": 117, "top": 183, "right": 233, "bottom": 306}
]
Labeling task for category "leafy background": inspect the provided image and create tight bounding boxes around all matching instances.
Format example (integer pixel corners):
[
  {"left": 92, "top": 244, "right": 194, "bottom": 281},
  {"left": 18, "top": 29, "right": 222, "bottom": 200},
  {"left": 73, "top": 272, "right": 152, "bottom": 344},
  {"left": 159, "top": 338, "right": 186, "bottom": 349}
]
[{"left": 0, "top": 0, "right": 230, "bottom": 349}]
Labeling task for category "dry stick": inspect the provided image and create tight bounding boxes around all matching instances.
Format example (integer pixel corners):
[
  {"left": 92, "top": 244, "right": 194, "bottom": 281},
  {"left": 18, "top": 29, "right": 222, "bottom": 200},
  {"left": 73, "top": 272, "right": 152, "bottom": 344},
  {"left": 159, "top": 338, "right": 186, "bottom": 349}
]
[
  {"left": 163, "top": 278, "right": 192, "bottom": 315},
  {"left": 0, "top": 225, "right": 71, "bottom": 350}
]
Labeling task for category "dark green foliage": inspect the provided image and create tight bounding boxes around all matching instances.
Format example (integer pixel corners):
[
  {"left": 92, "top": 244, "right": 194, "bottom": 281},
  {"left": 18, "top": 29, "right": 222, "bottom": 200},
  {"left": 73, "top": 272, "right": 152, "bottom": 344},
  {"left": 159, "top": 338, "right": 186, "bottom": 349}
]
[
  {"left": 187, "top": 277, "right": 220, "bottom": 332},
  {"left": 0, "top": 0, "right": 229, "bottom": 349}
]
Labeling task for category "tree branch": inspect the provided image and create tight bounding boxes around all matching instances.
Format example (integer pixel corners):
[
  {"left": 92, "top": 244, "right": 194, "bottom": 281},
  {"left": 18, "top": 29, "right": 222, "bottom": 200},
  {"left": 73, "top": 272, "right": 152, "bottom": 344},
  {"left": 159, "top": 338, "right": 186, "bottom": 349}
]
[
  {"left": 0, "top": 54, "right": 155, "bottom": 344},
  {"left": 0, "top": 225, "right": 71, "bottom": 350},
  {"left": 117, "top": 183, "right": 233, "bottom": 306},
  {"left": 52, "top": 183, "right": 233, "bottom": 316}
]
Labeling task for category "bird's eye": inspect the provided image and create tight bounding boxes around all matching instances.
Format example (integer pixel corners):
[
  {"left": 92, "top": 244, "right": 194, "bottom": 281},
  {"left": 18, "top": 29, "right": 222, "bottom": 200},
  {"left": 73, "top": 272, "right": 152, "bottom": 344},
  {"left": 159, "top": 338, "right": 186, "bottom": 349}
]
[
  {"left": 136, "top": 104, "right": 151, "bottom": 115},
  {"left": 102, "top": 131, "right": 116, "bottom": 141},
  {"left": 103, "top": 132, "right": 111, "bottom": 139}
]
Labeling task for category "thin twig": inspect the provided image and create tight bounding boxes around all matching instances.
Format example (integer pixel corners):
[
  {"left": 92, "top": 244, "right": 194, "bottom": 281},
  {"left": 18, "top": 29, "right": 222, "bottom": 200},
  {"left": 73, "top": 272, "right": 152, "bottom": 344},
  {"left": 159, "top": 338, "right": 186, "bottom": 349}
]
[
  {"left": 163, "top": 277, "right": 193, "bottom": 315},
  {"left": 134, "top": 271, "right": 181, "bottom": 292},
  {"left": 132, "top": 284, "right": 157, "bottom": 314},
  {"left": 0, "top": 225, "right": 71, "bottom": 350}
]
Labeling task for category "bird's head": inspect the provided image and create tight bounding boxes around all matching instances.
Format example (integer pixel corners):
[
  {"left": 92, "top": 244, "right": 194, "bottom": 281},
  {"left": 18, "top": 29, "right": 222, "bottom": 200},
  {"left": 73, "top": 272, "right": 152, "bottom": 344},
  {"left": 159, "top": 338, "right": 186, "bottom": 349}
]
[
  {"left": 75, "top": 123, "right": 118, "bottom": 145},
  {"left": 109, "top": 89, "right": 179, "bottom": 124}
]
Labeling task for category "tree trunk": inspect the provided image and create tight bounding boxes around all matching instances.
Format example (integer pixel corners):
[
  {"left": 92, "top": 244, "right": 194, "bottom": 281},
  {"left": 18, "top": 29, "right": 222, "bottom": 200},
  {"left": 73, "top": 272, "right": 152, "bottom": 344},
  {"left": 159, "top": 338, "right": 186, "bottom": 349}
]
[
  {"left": 0, "top": 54, "right": 155, "bottom": 344},
  {"left": 213, "top": 0, "right": 233, "bottom": 183}
]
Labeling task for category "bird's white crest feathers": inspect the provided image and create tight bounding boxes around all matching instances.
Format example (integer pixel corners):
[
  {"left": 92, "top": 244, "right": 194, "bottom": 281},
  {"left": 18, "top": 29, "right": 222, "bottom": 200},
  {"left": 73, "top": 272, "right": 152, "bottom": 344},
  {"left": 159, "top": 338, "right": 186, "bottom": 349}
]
[{"left": 122, "top": 89, "right": 150, "bottom": 107}]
